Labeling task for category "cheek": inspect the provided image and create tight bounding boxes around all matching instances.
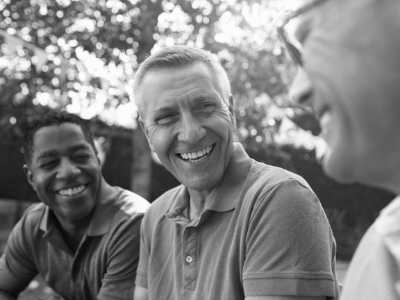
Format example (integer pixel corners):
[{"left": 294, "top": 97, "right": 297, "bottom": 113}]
[
  {"left": 32, "top": 173, "right": 49, "bottom": 191},
  {"left": 150, "top": 130, "right": 173, "bottom": 156}
]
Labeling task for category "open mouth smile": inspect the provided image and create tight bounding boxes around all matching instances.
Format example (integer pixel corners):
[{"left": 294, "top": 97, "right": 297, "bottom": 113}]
[
  {"left": 55, "top": 184, "right": 88, "bottom": 197},
  {"left": 178, "top": 144, "right": 215, "bottom": 163}
]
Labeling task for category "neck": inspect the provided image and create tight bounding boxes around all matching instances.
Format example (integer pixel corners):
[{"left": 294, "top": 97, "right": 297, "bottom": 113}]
[
  {"left": 55, "top": 215, "right": 90, "bottom": 254},
  {"left": 187, "top": 188, "right": 215, "bottom": 221}
]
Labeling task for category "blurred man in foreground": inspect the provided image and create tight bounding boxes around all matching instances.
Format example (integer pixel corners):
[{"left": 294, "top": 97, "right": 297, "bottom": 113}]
[
  {"left": 280, "top": 0, "right": 400, "bottom": 298},
  {"left": 0, "top": 111, "right": 150, "bottom": 300},
  {"left": 132, "top": 45, "right": 339, "bottom": 300}
]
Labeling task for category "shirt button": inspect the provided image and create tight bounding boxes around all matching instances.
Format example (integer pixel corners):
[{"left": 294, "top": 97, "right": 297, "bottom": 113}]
[{"left": 186, "top": 256, "right": 193, "bottom": 263}]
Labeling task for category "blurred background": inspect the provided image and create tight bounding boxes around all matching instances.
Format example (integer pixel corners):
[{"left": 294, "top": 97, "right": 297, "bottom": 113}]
[{"left": 0, "top": 0, "right": 394, "bottom": 297}]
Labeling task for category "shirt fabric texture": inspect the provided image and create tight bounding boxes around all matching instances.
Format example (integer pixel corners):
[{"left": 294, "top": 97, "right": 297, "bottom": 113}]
[
  {"left": 341, "top": 195, "right": 400, "bottom": 300},
  {"left": 136, "top": 143, "right": 339, "bottom": 299},
  {"left": 0, "top": 186, "right": 150, "bottom": 300}
]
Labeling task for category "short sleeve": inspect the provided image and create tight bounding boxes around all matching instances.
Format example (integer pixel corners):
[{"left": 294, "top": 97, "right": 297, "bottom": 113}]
[
  {"left": 0, "top": 212, "right": 38, "bottom": 294},
  {"left": 97, "top": 215, "right": 143, "bottom": 300},
  {"left": 243, "top": 179, "right": 339, "bottom": 298},
  {"left": 134, "top": 214, "right": 150, "bottom": 289}
]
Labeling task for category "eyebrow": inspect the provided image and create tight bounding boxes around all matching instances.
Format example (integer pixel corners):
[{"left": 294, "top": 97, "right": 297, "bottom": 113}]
[
  {"left": 153, "top": 105, "right": 178, "bottom": 116},
  {"left": 192, "top": 95, "right": 215, "bottom": 103},
  {"left": 152, "top": 94, "right": 218, "bottom": 115},
  {"left": 36, "top": 150, "right": 59, "bottom": 161},
  {"left": 36, "top": 144, "right": 92, "bottom": 161}
]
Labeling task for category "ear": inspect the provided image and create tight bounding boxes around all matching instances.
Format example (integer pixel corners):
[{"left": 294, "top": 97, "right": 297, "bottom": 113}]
[
  {"left": 228, "top": 95, "right": 235, "bottom": 113},
  {"left": 23, "top": 164, "right": 36, "bottom": 191},
  {"left": 139, "top": 116, "right": 156, "bottom": 152},
  {"left": 228, "top": 94, "right": 236, "bottom": 128}
]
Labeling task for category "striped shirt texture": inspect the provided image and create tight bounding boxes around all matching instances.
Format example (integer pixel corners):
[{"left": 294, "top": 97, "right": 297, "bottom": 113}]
[{"left": 341, "top": 196, "right": 400, "bottom": 300}]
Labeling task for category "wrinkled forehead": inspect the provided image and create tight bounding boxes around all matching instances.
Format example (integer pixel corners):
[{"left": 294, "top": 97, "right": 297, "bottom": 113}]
[
  {"left": 146, "top": 68, "right": 213, "bottom": 91},
  {"left": 138, "top": 63, "right": 223, "bottom": 112}
]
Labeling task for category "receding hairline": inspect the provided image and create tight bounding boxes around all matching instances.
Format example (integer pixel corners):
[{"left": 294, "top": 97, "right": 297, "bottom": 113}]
[{"left": 135, "top": 61, "right": 230, "bottom": 118}]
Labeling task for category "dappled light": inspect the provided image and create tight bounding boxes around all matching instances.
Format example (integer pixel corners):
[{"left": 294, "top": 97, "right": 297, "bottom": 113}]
[{"left": 0, "top": 0, "right": 317, "bottom": 150}]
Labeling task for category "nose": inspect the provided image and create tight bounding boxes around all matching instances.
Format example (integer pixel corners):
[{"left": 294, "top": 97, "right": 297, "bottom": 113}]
[
  {"left": 56, "top": 158, "right": 81, "bottom": 180},
  {"left": 290, "top": 68, "right": 313, "bottom": 106},
  {"left": 177, "top": 113, "right": 206, "bottom": 144}
]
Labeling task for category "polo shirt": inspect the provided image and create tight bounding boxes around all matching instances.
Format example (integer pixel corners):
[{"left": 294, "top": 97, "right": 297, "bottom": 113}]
[
  {"left": 136, "top": 143, "right": 339, "bottom": 299},
  {"left": 341, "top": 195, "right": 400, "bottom": 299},
  {"left": 0, "top": 186, "right": 150, "bottom": 300}
]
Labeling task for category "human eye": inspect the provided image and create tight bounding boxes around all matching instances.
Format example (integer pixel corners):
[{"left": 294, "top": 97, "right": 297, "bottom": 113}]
[
  {"left": 39, "top": 159, "right": 58, "bottom": 170},
  {"left": 197, "top": 102, "right": 216, "bottom": 114},
  {"left": 73, "top": 152, "right": 91, "bottom": 162},
  {"left": 155, "top": 113, "right": 178, "bottom": 125}
]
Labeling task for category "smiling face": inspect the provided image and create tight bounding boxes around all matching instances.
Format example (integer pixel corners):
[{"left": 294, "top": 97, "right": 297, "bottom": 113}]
[
  {"left": 24, "top": 123, "right": 101, "bottom": 225},
  {"left": 139, "top": 63, "right": 235, "bottom": 192},
  {"left": 289, "top": 0, "right": 400, "bottom": 192}
]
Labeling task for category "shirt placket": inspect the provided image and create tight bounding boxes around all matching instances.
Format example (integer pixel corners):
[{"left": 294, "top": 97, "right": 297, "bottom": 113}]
[{"left": 183, "top": 226, "right": 198, "bottom": 290}]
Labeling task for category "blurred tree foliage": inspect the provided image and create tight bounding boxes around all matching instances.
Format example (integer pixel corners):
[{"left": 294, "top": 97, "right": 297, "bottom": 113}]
[{"left": 0, "top": 0, "right": 295, "bottom": 144}]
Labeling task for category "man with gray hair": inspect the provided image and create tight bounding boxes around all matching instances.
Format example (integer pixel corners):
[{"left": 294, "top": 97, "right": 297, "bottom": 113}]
[{"left": 133, "top": 45, "right": 339, "bottom": 300}]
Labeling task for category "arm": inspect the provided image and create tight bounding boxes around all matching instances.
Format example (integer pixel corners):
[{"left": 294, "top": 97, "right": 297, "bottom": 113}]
[
  {"left": 133, "top": 212, "right": 150, "bottom": 300},
  {"left": 243, "top": 179, "right": 339, "bottom": 298},
  {"left": 97, "top": 216, "right": 143, "bottom": 300},
  {"left": 0, "top": 290, "right": 16, "bottom": 300},
  {"left": 133, "top": 286, "right": 148, "bottom": 300},
  {"left": 0, "top": 212, "right": 38, "bottom": 298}
]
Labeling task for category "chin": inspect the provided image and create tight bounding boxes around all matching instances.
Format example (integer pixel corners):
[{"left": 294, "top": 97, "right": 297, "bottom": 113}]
[
  {"left": 322, "top": 151, "right": 357, "bottom": 184},
  {"left": 183, "top": 177, "right": 220, "bottom": 192}
]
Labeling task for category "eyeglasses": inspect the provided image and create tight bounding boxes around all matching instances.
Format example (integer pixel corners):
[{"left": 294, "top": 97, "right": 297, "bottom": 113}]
[{"left": 275, "top": 0, "right": 330, "bottom": 67}]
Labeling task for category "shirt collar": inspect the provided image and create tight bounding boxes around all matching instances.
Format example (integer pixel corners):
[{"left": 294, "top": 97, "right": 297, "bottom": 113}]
[
  {"left": 165, "top": 186, "right": 190, "bottom": 225},
  {"left": 375, "top": 195, "right": 400, "bottom": 269},
  {"left": 376, "top": 195, "right": 400, "bottom": 234},
  {"left": 39, "top": 205, "right": 52, "bottom": 232},
  {"left": 39, "top": 182, "right": 119, "bottom": 236}
]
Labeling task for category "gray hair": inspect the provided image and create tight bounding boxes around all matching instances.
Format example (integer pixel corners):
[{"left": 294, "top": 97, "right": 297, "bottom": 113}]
[{"left": 132, "top": 45, "right": 231, "bottom": 117}]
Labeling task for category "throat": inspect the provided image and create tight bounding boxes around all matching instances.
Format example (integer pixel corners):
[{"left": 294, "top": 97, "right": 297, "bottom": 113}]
[
  {"left": 187, "top": 190, "right": 213, "bottom": 221},
  {"left": 54, "top": 215, "right": 90, "bottom": 254}
]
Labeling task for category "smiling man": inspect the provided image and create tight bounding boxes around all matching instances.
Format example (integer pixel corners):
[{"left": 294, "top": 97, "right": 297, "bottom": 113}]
[
  {"left": 281, "top": 0, "right": 400, "bottom": 298},
  {"left": 132, "top": 45, "right": 339, "bottom": 300},
  {"left": 0, "top": 111, "right": 150, "bottom": 300}
]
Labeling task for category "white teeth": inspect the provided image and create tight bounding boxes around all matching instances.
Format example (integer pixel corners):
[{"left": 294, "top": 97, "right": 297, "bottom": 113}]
[
  {"left": 319, "top": 111, "right": 332, "bottom": 132},
  {"left": 179, "top": 146, "right": 213, "bottom": 161},
  {"left": 57, "top": 185, "right": 86, "bottom": 197}
]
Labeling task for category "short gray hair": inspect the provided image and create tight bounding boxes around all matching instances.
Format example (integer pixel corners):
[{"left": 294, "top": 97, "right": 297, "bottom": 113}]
[{"left": 133, "top": 45, "right": 231, "bottom": 117}]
